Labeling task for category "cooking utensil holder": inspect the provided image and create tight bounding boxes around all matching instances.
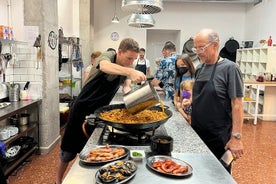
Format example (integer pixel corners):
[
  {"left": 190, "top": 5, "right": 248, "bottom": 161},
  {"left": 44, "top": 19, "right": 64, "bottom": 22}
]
[{"left": 9, "top": 87, "right": 20, "bottom": 102}]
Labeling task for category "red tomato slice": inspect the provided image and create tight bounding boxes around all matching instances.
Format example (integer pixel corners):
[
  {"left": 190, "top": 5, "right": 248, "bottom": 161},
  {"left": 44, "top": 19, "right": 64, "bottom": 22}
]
[{"left": 172, "top": 165, "right": 189, "bottom": 174}]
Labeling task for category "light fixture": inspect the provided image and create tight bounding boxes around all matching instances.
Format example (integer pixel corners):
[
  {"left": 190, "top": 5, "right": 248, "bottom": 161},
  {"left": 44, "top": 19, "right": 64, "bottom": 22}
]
[
  {"left": 112, "top": 0, "right": 120, "bottom": 23},
  {"left": 122, "top": 0, "right": 163, "bottom": 14},
  {"left": 128, "top": 13, "right": 155, "bottom": 28}
]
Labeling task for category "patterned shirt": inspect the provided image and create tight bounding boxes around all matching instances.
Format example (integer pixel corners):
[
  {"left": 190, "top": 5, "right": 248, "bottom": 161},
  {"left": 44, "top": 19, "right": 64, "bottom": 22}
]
[{"left": 155, "top": 53, "right": 177, "bottom": 100}]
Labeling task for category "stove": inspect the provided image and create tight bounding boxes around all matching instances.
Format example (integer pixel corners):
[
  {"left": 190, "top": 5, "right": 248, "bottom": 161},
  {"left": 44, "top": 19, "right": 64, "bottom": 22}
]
[
  {"left": 85, "top": 113, "right": 168, "bottom": 146},
  {"left": 98, "top": 124, "right": 168, "bottom": 146}
]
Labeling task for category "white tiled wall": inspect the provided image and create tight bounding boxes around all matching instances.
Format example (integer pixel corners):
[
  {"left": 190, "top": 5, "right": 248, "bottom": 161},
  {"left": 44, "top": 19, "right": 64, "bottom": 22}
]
[{"left": 1, "top": 40, "right": 42, "bottom": 100}]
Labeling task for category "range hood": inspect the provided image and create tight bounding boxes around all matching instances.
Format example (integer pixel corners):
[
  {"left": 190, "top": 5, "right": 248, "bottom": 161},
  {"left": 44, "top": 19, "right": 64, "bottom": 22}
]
[
  {"left": 128, "top": 14, "right": 156, "bottom": 28},
  {"left": 122, "top": 0, "right": 163, "bottom": 14},
  {"left": 163, "top": 0, "right": 262, "bottom": 4}
]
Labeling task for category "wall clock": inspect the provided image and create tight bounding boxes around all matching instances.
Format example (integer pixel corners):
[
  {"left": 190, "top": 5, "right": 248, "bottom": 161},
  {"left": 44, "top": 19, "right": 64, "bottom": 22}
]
[
  {"left": 48, "top": 31, "right": 57, "bottom": 50},
  {"left": 111, "top": 32, "right": 119, "bottom": 41}
]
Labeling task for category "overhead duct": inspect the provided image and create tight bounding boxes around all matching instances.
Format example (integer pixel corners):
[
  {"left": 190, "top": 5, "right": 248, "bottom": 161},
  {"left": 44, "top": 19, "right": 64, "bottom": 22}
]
[
  {"left": 128, "top": 14, "right": 156, "bottom": 28},
  {"left": 162, "top": 0, "right": 262, "bottom": 5},
  {"left": 122, "top": 0, "right": 163, "bottom": 14}
]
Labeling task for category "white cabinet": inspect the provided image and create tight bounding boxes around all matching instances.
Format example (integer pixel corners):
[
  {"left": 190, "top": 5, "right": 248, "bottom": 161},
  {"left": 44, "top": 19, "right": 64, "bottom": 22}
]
[
  {"left": 237, "top": 47, "right": 276, "bottom": 123},
  {"left": 236, "top": 47, "right": 276, "bottom": 81},
  {"left": 243, "top": 82, "right": 276, "bottom": 124}
]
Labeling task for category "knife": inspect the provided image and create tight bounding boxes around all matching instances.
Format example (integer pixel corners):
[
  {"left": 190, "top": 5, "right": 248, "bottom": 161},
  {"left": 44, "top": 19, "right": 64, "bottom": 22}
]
[{"left": 23, "top": 81, "right": 30, "bottom": 90}]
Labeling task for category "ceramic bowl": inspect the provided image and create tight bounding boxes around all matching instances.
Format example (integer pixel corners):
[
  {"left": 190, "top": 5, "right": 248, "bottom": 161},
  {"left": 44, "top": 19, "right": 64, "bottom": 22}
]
[{"left": 150, "top": 135, "right": 173, "bottom": 155}]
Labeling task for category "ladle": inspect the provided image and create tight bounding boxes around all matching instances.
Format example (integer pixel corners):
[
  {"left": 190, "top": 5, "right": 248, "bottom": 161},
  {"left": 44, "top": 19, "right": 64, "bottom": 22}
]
[{"left": 1, "top": 53, "right": 12, "bottom": 82}]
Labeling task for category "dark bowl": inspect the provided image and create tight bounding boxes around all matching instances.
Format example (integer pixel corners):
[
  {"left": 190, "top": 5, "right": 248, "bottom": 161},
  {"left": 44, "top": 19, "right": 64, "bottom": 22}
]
[{"left": 150, "top": 135, "right": 173, "bottom": 155}]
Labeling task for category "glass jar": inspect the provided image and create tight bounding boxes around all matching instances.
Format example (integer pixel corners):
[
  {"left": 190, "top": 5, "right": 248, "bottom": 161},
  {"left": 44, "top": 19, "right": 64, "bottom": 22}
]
[{"left": 256, "top": 72, "right": 264, "bottom": 82}]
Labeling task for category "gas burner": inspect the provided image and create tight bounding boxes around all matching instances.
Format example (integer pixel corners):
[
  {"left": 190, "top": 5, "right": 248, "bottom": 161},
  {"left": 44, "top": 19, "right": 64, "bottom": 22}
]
[
  {"left": 128, "top": 134, "right": 148, "bottom": 141},
  {"left": 98, "top": 125, "right": 168, "bottom": 146},
  {"left": 107, "top": 131, "right": 151, "bottom": 146},
  {"left": 105, "top": 126, "right": 151, "bottom": 146}
]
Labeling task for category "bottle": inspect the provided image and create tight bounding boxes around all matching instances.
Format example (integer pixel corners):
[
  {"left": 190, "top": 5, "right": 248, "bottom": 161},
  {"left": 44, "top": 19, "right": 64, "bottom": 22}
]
[{"left": 267, "top": 36, "right": 272, "bottom": 46}]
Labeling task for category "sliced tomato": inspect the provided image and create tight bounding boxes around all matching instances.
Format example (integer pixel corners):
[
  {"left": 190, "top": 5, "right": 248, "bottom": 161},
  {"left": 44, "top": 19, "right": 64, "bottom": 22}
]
[
  {"left": 172, "top": 165, "right": 189, "bottom": 174},
  {"left": 156, "top": 166, "right": 165, "bottom": 173},
  {"left": 161, "top": 161, "right": 178, "bottom": 173},
  {"left": 152, "top": 160, "right": 162, "bottom": 168}
]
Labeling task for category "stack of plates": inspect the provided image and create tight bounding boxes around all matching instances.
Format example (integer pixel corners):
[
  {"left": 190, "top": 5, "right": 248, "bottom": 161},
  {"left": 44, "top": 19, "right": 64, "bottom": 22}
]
[
  {"left": 0, "top": 126, "right": 19, "bottom": 140},
  {"left": 0, "top": 129, "right": 9, "bottom": 140}
]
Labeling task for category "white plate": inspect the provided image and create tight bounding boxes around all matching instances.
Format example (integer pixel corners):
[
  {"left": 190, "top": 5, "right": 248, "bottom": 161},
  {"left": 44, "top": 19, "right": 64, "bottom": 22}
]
[
  {"left": 0, "top": 102, "right": 10, "bottom": 109},
  {"left": 5, "top": 145, "right": 21, "bottom": 158}
]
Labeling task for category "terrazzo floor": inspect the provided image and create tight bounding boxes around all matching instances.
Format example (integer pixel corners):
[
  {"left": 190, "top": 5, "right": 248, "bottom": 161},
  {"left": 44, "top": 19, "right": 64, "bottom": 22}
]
[{"left": 6, "top": 120, "right": 276, "bottom": 184}]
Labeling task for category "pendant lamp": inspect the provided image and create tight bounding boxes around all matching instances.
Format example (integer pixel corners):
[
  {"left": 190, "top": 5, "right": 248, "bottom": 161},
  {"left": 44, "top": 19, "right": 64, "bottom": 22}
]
[
  {"left": 112, "top": 0, "right": 120, "bottom": 23},
  {"left": 128, "top": 13, "right": 155, "bottom": 28}
]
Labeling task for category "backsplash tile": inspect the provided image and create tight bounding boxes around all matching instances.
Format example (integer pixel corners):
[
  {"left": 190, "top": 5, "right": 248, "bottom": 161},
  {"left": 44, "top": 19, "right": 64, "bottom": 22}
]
[{"left": 1, "top": 40, "right": 42, "bottom": 100}]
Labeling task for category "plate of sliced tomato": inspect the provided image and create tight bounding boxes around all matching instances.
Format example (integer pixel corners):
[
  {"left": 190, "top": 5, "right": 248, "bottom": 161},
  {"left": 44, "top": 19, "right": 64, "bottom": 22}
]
[{"left": 146, "top": 155, "right": 193, "bottom": 177}]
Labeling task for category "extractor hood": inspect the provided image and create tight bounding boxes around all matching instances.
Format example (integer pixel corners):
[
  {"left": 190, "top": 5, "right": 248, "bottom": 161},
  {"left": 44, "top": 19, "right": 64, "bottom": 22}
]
[
  {"left": 122, "top": 0, "right": 163, "bottom": 14},
  {"left": 128, "top": 14, "right": 156, "bottom": 28},
  {"left": 163, "top": 0, "right": 262, "bottom": 4}
]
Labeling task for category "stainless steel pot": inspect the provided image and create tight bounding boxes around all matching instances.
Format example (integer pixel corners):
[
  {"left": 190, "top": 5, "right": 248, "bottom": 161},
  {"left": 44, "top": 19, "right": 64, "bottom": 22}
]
[
  {"left": 0, "top": 83, "right": 8, "bottom": 102},
  {"left": 123, "top": 83, "right": 160, "bottom": 114},
  {"left": 9, "top": 83, "right": 20, "bottom": 102},
  {"left": 19, "top": 113, "right": 30, "bottom": 126}
]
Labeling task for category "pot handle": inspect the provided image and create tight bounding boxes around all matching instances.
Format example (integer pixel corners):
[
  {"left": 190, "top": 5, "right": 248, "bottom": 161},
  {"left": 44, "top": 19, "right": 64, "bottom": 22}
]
[
  {"left": 155, "top": 104, "right": 169, "bottom": 110},
  {"left": 82, "top": 120, "right": 89, "bottom": 139}
]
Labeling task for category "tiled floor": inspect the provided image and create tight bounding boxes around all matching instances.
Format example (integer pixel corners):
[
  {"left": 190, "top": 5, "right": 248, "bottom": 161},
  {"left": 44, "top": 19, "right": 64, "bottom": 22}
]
[{"left": 6, "top": 120, "right": 276, "bottom": 184}]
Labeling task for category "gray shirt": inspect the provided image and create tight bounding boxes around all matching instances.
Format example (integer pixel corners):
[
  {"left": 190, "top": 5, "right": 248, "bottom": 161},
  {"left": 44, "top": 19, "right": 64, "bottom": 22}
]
[{"left": 195, "top": 58, "right": 244, "bottom": 109}]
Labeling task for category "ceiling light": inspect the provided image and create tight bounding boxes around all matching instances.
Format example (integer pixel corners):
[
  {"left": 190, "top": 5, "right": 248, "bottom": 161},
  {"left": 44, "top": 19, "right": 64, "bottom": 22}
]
[
  {"left": 112, "top": 15, "right": 120, "bottom": 23},
  {"left": 128, "top": 14, "right": 155, "bottom": 28},
  {"left": 112, "top": 0, "right": 120, "bottom": 23},
  {"left": 122, "top": 0, "right": 163, "bottom": 14}
]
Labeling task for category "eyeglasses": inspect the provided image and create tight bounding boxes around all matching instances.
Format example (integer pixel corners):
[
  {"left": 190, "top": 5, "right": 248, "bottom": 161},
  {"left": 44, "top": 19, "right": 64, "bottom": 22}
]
[{"left": 191, "top": 42, "right": 213, "bottom": 53}]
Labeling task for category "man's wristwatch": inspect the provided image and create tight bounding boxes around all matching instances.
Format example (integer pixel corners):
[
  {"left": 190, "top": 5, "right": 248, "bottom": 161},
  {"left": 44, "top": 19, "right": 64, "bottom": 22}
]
[{"left": 231, "top": 132, "right": 242, "bottom": 139}]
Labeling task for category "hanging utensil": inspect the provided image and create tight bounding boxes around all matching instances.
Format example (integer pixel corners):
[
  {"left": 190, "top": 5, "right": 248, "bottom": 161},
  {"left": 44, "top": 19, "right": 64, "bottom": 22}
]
[
  {"left": 33, "top": 34, "right": 41, "bottom": 69},
  {"left": 23, "top": 81, "right": 30, "bottom": 90},
  {"left": 0, "top": 40, "right": 2, "bottom": 54},
  {"left": 1, "top": 53, "right": 12, "bottom": 82}
]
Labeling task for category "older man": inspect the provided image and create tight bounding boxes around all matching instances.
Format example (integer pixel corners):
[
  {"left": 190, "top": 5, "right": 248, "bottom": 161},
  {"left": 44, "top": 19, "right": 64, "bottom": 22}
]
[{"left": 183, "top": 28, "right": 244, "bottom": 173}]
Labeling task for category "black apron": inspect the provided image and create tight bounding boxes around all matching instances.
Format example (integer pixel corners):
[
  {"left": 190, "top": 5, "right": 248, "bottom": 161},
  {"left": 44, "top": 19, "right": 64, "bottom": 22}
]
[
  {"left": 135, "top": 59, "right": 147, "bottom": 75},
  {"left": 61, "top": 59, "right": 125, "bottom": 153},
  {"left": 191, "top": 61, "right": 232, "bottom": 160}
]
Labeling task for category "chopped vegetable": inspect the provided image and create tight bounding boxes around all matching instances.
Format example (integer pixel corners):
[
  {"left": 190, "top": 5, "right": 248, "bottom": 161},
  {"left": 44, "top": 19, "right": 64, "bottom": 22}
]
[{"left": 132, "top": 151, "right": 143, "bottom": 157}]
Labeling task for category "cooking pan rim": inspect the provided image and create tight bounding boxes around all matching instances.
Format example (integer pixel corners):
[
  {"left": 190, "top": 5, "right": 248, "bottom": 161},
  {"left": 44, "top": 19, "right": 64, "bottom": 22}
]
[{"left": 94, "top": 103, "right": 172, "bottom": 132}]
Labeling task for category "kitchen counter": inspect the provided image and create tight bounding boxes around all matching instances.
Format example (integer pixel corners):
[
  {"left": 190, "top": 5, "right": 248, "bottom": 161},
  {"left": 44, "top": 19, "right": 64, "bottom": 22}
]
[
  {"left": 0, "top": 100, "right": 42, "bottom": 121},
  {"left": 62, "top": 93, "right": 236, "bottom": 184}
]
